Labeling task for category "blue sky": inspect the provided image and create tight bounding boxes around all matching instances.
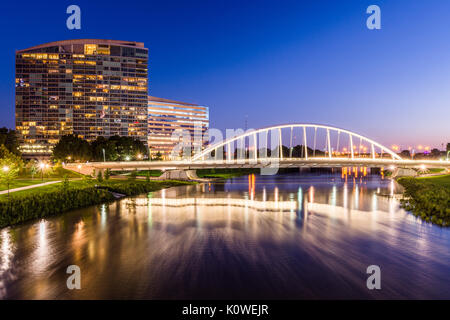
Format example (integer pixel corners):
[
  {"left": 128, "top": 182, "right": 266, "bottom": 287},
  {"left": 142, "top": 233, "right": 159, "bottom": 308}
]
[{"left": 1, "top": 0, "right": 449, "bottom": 149}]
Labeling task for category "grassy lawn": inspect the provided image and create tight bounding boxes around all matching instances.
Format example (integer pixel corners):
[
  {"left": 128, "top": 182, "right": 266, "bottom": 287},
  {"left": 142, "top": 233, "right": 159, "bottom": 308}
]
[
  {"left": 0, "top": 179, "right": 86, "bottom": 198},
  {"left": 0, "top": 178, "right": 59, "bottom": 191},
  {"left": 426, "top": 168, "right": 446, "bottom": 174},
  {"left": 0, "top": 178, "right": 194, "bottom": 199},
  {"left": 417, "top": 174, "right": 450, "bottom": 187}
]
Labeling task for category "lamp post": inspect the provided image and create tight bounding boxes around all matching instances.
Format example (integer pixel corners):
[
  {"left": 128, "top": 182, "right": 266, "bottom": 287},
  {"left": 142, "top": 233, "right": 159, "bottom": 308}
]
[
  {"left": 39, "top": 162, "right": 45, "bottom": 181},
  {"left": 102, "top": 148, "right": 106, "bottom": 162},
  {"left": 3, "top": 166, "right": 10, "bottom": 198}
]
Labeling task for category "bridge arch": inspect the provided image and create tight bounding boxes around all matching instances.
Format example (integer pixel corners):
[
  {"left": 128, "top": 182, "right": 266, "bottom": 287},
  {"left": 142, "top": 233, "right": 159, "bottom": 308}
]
[{"left": 192, "top": 123, "right": 402, "bottom": 161}]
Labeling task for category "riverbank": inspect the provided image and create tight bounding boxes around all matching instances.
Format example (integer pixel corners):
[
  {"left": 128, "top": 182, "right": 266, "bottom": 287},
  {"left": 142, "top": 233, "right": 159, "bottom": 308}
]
[
  {"left": 196, "top": 168, "right": 259, "bottom": 179},
  {"left": 0, "top": 179, "right": 195, "bottom": 228},
  {"left": 397, "top": 174, "right": 450, "bottom": 227}
]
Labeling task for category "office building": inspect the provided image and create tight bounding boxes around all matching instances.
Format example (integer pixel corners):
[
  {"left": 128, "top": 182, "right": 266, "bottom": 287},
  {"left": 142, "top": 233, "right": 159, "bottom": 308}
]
[
  {"left": 148, "top": 96, "right": 209, "bottom": 160},
  {"left": 15, "top": 39, "right": 148, "bottom": 157}
]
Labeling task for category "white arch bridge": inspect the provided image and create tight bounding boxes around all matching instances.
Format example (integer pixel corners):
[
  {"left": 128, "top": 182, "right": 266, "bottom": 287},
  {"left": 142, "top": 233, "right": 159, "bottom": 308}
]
[{"left": 65, "top": 123, "right": 450, "bottom": 178}]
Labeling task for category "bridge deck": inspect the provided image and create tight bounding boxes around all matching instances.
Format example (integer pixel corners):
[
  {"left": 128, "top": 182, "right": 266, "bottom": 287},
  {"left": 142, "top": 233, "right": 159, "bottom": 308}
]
[{"left": 65, "top": 157, "right": 450, "bottom": 175}]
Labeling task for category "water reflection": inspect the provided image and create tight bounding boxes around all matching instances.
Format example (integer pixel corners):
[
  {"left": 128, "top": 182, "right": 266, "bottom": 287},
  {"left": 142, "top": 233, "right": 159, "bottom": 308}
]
[{"left": 0, "top": 173, "right": 449, "bottom": 299}]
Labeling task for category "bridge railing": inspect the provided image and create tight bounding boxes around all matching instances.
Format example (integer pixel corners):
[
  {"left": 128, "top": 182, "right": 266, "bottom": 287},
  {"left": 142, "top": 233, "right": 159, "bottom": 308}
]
[{"left": 191, "top": 124, "right": 402, "bottom": 163}]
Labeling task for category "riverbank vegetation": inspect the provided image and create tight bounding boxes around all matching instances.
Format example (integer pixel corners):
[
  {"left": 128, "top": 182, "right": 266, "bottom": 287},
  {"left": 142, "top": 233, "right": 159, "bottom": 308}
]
[
  {"left": 0, "top": 179, "right": 194, "bottom": 228},
  {"left": 397, "top": 174, "right": 450, "bottom": 227}
]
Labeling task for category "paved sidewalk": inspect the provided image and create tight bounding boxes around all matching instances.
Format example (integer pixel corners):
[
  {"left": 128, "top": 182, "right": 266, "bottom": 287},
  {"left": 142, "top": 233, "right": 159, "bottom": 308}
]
[{"left": 0, "top": 180, "right": 61, "bottom": 195}]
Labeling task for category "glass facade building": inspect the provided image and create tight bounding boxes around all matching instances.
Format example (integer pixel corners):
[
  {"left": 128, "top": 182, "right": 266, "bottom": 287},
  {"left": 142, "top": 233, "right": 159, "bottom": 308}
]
[
  {"left": 148, "top": 96, "right": 209, "bottom": 160},
  {"left": 15, "top": 39, "right": 148, "bottom": 157}
]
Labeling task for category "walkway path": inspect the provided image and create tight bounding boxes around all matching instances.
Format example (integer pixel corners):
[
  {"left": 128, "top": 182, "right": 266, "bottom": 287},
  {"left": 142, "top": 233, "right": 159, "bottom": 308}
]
[{"left": 0, "top": 180, "right": 61, "bottom": 195}]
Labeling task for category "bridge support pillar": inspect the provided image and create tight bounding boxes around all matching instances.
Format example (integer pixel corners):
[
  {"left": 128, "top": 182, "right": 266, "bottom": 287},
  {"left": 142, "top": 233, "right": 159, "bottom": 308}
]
[
  {"left": 392, "top": 168, "right": 418, "bottom": 178},
  {"left": 159, "top": 169, "right": 199, "bottom": 181}
]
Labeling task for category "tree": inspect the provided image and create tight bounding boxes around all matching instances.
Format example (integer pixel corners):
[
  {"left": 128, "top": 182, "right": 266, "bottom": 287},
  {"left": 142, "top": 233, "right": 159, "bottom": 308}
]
[
  {"left": 61, "top": 175, "right": 70, "bottom": 192},
  {"left": 431, "top": 148, "right": 441, "bottom": 158},
  {"left": 53, "top": 134, "right": 91, "bottom": 161},
  {"left": 0, "top": 145, "right": 23, "bottom": 197},
  {"left": 400, "top": 150, "right": 411, "bottom": 159},
  {"left": 104, "top": 168, "right": 111, "bottom": 180},
  {"left": 0, "top": 127, "right": 20, "bottom": 155},
  {"left": 97, "top": 170, "right": 103, "bottom": 182},
  {"left": 91, "top": 136, "right": 118, "bottom": 161},
  {"left": 28, "top": 160, "right": 39, "bottom": 179},
  {"left": 108, "top": 135, "right": 147, "bottom": 161},
  {"left": 447, "top": 143, "right": 450, "bottom": 152},
  {"left": 0, "top": 160, "right": 19, "bottom": 197}
]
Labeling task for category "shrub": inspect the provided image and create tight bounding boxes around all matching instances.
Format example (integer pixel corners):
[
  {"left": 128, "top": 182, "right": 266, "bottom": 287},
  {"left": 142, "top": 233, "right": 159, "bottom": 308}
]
[
  {"left": 397, "top": 177, "right": 450, "bottom": 227},
  {"left": 104, "top": 169, "right": 111, "bottom": 180},
  {"left": 129, "top": 169, "right": 137, "bottom": 180},
  {"left": 62, "top": 175, "right": 69, "bottom": 191},
  {"left": 0, "top": 186, "right": 114, "bottom": 228},
  {"left": 97, "top": 170, "right": 103, "bottom": 182}
]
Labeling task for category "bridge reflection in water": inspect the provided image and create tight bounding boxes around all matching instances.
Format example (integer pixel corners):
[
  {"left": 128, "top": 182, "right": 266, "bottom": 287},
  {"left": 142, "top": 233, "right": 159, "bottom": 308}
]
[
  {"left": 120, "top": 171, "right": 404, "bottom": 228},
  {"left": 1, "top": 173, "right": 449, "bottom": 299}
]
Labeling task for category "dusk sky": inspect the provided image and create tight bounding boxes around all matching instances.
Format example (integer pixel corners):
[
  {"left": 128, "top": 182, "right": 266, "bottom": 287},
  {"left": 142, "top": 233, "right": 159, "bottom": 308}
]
[{"left": 1, "top": 0, "right": 449, "bottom": 149}]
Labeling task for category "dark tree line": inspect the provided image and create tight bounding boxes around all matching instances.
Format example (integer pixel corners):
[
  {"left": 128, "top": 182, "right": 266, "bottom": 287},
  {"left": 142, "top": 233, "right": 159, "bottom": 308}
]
[
  {"left": 0, "top": 127, "right": 20, "bottom": 155},
  {"left": 53, "top": 134, "right": 148, "bottom": 162}
]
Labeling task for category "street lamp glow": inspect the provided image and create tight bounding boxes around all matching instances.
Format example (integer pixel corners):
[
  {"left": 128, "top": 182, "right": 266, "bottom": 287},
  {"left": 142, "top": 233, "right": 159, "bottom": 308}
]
[
  {"left": 2, "top": 166, "right": 9, "bottom": 172},
  {"left": 125, "top": 156, "right": 130, "bottom": 161},
  {"left": 39, "top": 162, "right": 45, "bottom": 169}
]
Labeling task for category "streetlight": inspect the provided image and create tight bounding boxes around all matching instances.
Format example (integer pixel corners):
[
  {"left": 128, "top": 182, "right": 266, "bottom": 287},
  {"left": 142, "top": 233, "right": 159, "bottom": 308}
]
[
  {"left": 39, "top": 162, "right": 46, "bottom": 181},
  {"left": 2, "top": 166, "right": 10, "bottom": 197}
]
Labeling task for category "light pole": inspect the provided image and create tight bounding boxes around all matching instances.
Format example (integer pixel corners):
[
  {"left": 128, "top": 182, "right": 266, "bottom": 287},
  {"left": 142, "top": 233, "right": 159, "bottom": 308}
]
[
  {"left": 102, "top": 148, "right": 106, "bottom": 162},
  {"left": 39, "top": 162, "right": 45, "bottom": 181},
  {"left": 3, "top": 166, "right": 10, "bottom": 198}
]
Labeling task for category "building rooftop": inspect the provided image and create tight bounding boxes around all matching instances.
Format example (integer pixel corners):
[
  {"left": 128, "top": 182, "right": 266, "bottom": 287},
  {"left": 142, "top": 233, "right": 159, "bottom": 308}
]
[
  {"left": 148, "top": 96, "right": 200, "bottom": 107},
  {"left": 17, "top": 39, "right": 146, "bottom": 53}
]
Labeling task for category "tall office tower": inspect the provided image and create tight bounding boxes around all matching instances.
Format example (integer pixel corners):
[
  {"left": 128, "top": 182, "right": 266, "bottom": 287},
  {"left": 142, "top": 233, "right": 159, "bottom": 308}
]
[
  {"left": 15, "top": 39, "right": 148, "bottom": 157},
  {"left": 148, "top": 96, "right": 209, "bottom": 160}
]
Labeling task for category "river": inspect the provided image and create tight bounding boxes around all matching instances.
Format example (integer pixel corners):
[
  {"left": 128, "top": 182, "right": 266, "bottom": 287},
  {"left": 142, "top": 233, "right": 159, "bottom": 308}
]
[{"left": 0, "top": 172, "right": 449, "bottom": 299}]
